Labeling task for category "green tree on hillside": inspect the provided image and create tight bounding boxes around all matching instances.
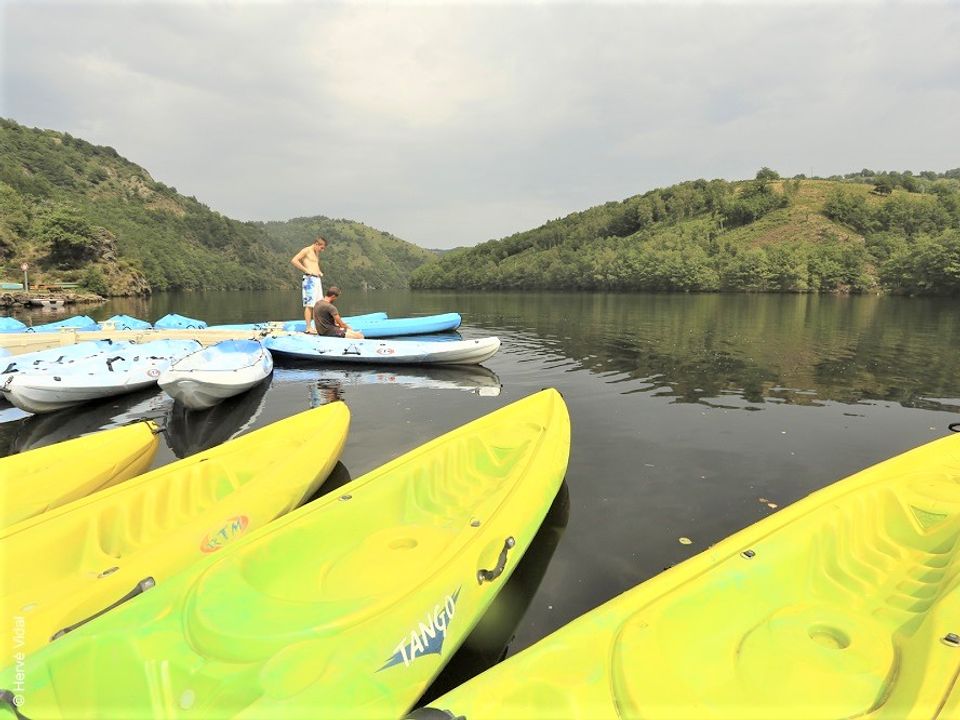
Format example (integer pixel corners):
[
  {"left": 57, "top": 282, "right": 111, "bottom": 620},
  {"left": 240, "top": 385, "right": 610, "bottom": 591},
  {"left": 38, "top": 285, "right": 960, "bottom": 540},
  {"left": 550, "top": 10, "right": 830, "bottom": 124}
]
[{"left": 33, "top": 205, "right": 99, "bottom": 268}]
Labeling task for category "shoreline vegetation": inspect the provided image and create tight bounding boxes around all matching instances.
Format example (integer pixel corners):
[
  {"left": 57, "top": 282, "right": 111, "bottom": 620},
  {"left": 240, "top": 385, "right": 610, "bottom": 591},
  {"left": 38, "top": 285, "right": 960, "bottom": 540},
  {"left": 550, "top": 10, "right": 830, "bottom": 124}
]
[
  {"left": 410, "top": 168, "right": 960, "bottom": 296},
  {"left": 2, "top": 118, "right": 958, "bottom": 298}
]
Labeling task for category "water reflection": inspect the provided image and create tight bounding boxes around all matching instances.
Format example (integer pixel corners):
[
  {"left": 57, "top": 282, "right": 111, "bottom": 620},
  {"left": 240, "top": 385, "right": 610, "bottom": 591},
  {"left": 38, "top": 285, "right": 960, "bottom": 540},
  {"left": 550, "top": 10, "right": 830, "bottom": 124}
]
[
  {"left": 418, "top": 482, "right": 570, "bottom": 706},
  {"left": 164, "top": 377, "right": 271, "bottom": 458},
  {"left": 275, "top": 365, "right": 502, "bottom": 401},
  {"left": 11, "top": 388, "right": 170, "bottom": 453},
  {"left": 442, "top": 292, "right": 960, "bottom": 412}
]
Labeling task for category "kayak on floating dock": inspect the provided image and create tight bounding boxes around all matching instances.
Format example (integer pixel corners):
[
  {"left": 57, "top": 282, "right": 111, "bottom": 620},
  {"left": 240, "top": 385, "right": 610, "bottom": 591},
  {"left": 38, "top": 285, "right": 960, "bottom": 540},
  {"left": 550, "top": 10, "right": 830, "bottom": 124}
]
[
  {"left": 1, "top": 339, "right": 133, "bottom": 378},
  {"left": 159, "top": 339, "right": 274, "bottom": 411},
  {"left": 0, "top": 421, "right": 160, "bottom": 530},
  {"left": 0, "top": 402, "right": 350, "bottom": 663},
  {"left": 3, "top": 339, "right": 202, "bottom": 414},
  {"left": 265, "top": 334, "right": 500, "bottom": 366},
  {"left": 0, "top": 318, "right": 26, "bottom": 333},
  {"left": 409, "top": 430, "right": 960, "bottom": 720},
  {"left": 153, "top": 313, "right": 207, "bottom": 330},
  {"left": 0, "top": 390, "right": 569, "bottom": 718},
  {"left": 24, "top": 315, "right": 100, "bottom": 333},
  {"left": 102, "top": 314, "right": 152, "bottom": 330}
]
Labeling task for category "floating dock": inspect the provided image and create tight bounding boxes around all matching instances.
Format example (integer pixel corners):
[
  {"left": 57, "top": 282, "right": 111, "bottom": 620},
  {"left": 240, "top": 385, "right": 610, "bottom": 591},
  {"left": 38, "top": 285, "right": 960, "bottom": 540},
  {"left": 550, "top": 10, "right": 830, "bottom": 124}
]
[{"left": 0, "top": 324, "right": 295, "bottom": 356}]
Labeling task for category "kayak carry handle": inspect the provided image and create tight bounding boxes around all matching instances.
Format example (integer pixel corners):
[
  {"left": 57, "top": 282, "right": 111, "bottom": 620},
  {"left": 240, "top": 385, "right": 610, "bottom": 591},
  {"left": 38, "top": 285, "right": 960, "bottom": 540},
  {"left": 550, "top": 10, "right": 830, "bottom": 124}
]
[
  {"left": 51, "top": 577, "right": 155, "bottom": 641},
  {"left": 477, "top": 536, "right": 515, "bottom": 584},
  {"left": 0, "top": 690, "right": 30, "bottom": 720},
  {"left": 104, "top": 355, "right": 124, "bottom": 372}
]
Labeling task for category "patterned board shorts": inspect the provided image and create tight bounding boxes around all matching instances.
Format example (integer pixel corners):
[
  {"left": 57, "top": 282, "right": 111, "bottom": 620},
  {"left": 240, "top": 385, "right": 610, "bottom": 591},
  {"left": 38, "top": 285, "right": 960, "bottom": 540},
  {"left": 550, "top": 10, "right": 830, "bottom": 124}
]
[{"left": 302, "top": 275, "right": 323, "bottom": 307}]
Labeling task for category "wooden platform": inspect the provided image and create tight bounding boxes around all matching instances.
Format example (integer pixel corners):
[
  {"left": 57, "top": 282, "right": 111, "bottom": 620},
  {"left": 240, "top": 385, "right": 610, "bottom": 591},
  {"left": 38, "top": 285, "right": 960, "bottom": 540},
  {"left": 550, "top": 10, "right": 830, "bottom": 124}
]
[{"left": 0, "top": 325, "right": 294, "bottom": 355}]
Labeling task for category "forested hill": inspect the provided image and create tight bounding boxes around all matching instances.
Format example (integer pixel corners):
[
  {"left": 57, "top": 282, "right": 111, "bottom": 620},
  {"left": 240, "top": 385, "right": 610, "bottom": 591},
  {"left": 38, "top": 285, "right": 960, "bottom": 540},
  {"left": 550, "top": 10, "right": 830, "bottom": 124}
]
[
  {"left": 410, "top": 169, "right": 960, "bottom": 295},
  {"left": 0, "top": 119, "right": 434, "bottom": 295},
  {"left": 256, "top": 217, "right": 435, "bottom": 291}
]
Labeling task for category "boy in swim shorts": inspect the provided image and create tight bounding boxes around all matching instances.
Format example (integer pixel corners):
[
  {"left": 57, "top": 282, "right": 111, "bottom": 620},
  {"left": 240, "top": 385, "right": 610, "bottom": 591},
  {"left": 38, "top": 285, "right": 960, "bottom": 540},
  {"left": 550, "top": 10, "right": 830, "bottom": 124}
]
[{"left": 291, "top": 236, "right": 327, "bottom": 332}]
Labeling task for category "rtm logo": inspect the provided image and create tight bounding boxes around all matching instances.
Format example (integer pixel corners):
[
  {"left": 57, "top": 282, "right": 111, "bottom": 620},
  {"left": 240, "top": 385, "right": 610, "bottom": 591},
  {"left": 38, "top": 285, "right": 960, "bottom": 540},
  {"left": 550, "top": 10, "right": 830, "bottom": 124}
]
[
  {"left": 199, "top": 515, "right": 249, "bottom": 553},
  {"left": 380, "top": 588, "right": 461, "bottom": 670}
]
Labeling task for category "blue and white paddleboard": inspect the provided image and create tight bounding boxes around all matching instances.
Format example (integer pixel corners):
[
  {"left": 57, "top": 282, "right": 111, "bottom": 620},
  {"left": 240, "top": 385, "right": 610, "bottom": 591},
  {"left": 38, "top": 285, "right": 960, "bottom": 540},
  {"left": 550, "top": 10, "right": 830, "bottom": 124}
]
[{"left": 4, "top": 339, "right": 202, "bottom": 414}]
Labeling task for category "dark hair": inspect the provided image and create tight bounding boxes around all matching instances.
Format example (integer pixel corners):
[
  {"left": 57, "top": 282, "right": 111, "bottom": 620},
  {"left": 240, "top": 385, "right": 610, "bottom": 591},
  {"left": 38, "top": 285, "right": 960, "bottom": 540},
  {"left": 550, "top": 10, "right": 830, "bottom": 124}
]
[{"left": 327, "top": 286, "right": 341, "bottom": 297}]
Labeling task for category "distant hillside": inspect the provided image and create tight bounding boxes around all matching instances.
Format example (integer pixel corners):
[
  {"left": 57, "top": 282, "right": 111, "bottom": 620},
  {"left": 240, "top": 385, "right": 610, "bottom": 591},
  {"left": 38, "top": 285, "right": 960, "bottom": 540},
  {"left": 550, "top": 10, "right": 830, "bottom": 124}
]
[
  {"left": 411, "top": 169, "right": 960, "bottom": 295},
  {"left": 257, "top": 217, "right": 434, "bottom": 291},
  {"left": 0, "top": 119, "right": 434, "bottom": 295}
]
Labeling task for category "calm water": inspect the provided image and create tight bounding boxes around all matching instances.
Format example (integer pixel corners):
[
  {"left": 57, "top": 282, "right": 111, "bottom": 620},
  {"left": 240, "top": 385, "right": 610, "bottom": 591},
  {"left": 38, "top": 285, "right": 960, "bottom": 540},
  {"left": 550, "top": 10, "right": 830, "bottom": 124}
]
[{"left": 3, "top": 290, "right": 959, "bottom": 697}]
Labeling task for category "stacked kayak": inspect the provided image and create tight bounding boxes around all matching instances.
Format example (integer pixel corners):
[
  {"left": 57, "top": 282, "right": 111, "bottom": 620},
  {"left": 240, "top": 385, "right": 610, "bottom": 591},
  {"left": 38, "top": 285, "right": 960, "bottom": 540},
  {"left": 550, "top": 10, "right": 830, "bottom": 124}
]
[
  {"left": 0, "top": 421, "right": 159, "bottom": 530},
  {"left": 412, "top": 431, "right": 960, "bottom": 720},
  {"left": 282, "top": 312, "right": 462, "bottom": 338},
  {"left": 0, "top": 318, "right": 26, "bottom": 333},
  {"left": 265, "top": 334, "right": 500, "bottom": 366},
  {"left": 0, "top": 402, "right": 350, "bottom": 662},
  {"left": 24, "top": 315, "right": 100, "bottom": 333},
  {"left": 3, "top": 339, "right": 201, "bottom": 413},
  {"left": 159, "top": 339, "right": 273, "bottom": 410},
  {"left": 1, "top": 339, "right": 132, "bottom": 378},
  {"left": 0, "top": 390, "right": 569, "bottom": 718},
  {"left": 154, "top": 313, "right": 207, "bottom": 330},
  {"left": 103, "top": 314, "right": 152, "bottom": 330}
]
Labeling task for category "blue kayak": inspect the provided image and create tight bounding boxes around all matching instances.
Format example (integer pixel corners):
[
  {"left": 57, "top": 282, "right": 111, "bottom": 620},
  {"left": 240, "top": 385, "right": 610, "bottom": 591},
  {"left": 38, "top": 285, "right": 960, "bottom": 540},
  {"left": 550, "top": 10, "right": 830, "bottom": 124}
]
[
  {"left": 103, "top": 314, "right": 152, "bottom": 330},
  {"left": 154, "top": 313, "right": 207, "bottom": 330},
  {"left": 0, "top": 317, "right": 26, "bottom": 333},
  {"left": 1, "top": 340, "right": 134, "bottom": 376},
  {"left": 24, "top": 315, "right": 100, "bottom": 333},
  {"left": 282, "top": 312, "right": 462, "bottom": 338},
  {"left": 208, "top": 312, "right": 389, "bottom": 332}
]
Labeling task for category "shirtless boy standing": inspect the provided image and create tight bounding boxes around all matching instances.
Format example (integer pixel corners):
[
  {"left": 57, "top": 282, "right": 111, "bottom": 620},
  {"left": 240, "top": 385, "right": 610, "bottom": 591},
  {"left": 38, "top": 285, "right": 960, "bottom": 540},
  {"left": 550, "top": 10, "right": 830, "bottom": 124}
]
[{"left": 291, "top": 236, "right": 327, "bottom": 332}]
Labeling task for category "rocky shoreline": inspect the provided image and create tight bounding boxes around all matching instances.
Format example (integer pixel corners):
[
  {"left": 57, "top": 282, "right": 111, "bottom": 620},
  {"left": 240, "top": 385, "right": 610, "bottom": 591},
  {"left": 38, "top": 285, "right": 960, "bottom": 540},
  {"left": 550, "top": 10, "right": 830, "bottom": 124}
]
[{"left": 0, "top": 291, "right": 105, "bottom": 308}]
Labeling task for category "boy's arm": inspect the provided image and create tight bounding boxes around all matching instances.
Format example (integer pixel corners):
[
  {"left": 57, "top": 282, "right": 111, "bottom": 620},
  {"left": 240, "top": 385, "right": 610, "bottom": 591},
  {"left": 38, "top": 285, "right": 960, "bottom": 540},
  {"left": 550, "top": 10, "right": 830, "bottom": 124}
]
[
  {"left": 333, "top": 312, "right": 352, "bottom": 331},
  {"left": 291, "top": 247, "right": 311, "bottom": 274}
]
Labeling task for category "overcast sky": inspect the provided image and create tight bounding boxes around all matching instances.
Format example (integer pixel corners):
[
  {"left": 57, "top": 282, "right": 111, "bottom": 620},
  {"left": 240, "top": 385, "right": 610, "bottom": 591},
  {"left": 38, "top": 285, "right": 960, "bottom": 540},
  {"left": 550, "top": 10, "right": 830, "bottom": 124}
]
[{"left": 1, "top": 1, "right": 958, "bottom": 249}]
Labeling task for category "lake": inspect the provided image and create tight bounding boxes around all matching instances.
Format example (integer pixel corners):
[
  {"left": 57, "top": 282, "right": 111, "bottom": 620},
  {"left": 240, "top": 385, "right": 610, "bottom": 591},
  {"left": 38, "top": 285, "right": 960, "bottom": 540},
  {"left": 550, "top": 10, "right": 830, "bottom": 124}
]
[{"left": 2, "top": 289, "right": 959, "bottom": 699}]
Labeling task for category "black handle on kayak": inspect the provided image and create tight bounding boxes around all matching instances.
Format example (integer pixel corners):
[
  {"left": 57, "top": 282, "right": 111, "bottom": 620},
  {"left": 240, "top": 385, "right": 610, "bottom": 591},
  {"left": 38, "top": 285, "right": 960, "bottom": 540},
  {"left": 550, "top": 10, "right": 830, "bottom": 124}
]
[
  {"left": 0, "top": 690, "right": 31, "bottom": 720},
  {"left": 104, "top": 355, "right": 124, "bottom": 372},
  {"left": 50, "top": 577, "right": 155, "bottom": 641},
  {"left": 477, "top": 536, "right": 515, "bottom": 584}
]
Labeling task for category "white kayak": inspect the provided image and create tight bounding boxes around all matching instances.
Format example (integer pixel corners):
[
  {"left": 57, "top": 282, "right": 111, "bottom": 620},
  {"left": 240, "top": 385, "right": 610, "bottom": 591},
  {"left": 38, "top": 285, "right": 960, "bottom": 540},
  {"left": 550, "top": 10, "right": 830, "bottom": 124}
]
[
  {"left": 264, "top": 334, "right": 501, "bottom": 366},
  {"left": 158, "top": 339, "right": 274, "bottom": 410},
  {"left": 1, "top": 340, "right": 133, "bottom": 377},
  {"left": 4, "top": 339, "right": 202, "bottom": 414}
]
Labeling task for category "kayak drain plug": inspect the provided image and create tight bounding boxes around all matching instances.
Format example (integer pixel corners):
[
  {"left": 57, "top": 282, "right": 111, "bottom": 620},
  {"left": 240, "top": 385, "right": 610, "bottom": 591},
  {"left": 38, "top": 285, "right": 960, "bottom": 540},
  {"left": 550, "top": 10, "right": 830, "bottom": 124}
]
[
  {"left": 943, "top": 633, "right": 960, "bottom": 647},
  {"left": 741, "top": 549, "right": 756, "bottom": 559}
]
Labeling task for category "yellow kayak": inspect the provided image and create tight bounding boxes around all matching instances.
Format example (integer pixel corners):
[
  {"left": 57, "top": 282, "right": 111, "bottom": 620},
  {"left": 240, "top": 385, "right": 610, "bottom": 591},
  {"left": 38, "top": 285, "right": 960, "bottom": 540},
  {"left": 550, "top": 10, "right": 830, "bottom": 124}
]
[
  {"left": 0, "top": 421, "right": 159, "bottom": 530},
  {"left": 412, "top": 431, "right": 960, "bottom": 720},
  {"left": 0, "top": 402, "right": 349, "bottom": 663},
  {"left": 0, "top": 389, "right": 569, "bottom": 719}
]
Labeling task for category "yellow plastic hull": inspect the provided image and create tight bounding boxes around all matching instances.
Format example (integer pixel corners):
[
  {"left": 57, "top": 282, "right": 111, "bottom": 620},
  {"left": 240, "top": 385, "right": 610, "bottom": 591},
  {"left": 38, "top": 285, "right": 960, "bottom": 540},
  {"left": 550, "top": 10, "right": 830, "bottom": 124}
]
[
  {"left": 416, "top": 432, "right": 960, "bottom": 720},
  {"left": 0, "top": 421, "right": 159, "bottom": 531},
  {"left": 0, "top": 402, "right": 349, "bottom": 663},
  {"left": 0, "top": 389, "right": 569, "bottom": 719}
]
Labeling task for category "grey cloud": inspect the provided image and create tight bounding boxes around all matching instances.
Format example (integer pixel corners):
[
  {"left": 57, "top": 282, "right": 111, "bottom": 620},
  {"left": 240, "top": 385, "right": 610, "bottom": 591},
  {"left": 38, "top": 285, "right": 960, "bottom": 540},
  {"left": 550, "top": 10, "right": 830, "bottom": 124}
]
[{"left": 2, "top": 1, "right": 958, "bottom": 248}]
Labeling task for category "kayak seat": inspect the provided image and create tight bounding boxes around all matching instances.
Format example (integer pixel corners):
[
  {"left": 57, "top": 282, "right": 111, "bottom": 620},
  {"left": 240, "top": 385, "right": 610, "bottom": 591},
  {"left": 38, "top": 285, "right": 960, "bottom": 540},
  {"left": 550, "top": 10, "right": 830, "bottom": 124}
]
[
  {"left": 610, "top": 469, "right": 960, "bottom": 720},
  {"left": 181, "top": 430, "right": 542, "bottom": 664}
]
